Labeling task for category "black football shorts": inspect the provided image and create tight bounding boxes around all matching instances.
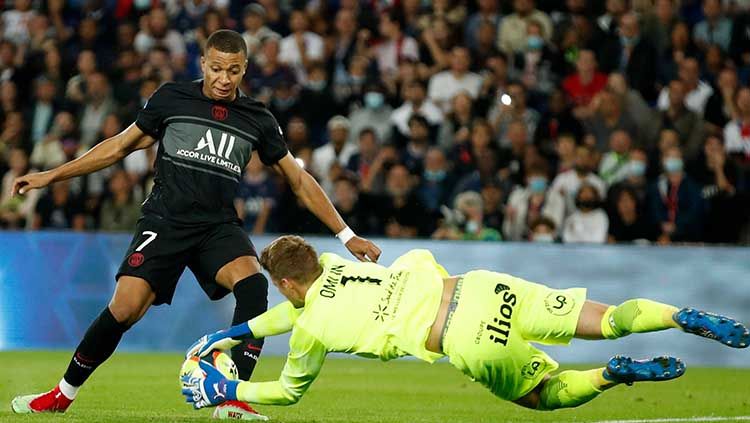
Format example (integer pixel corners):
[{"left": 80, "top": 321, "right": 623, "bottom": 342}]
[{"left": 116, "top": 214, "right": 256, "bottom": 305}]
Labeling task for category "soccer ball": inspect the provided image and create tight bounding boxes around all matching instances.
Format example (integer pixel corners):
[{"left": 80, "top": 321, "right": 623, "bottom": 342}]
[{"left": 179, "top": 350, "right": 239, "bottom": 388}]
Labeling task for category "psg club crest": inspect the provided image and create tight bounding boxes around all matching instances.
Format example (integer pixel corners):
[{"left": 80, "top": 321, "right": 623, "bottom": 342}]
[
  {"left": 128, "top": 252, "right": 145, "bottom": 267},
  {"left": 211, "top": 105, "right": 228, "bottom": 121}
]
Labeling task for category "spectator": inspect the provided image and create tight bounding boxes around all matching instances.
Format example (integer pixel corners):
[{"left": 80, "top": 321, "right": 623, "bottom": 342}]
[
  {"left": 476, "top": 51, "right": 511, "bottom": 116},
  {"left": 373, "top": 11, "right": 419, "bottom": 78},
  {"left": 607, "top": 187, "right": 655, "bottom": 243},
  {"left": 394, "top": 80, "right": 443, "bottom": 142},
  {"left": 464, "top": 0, "right": 501, "bottom": 51},
  {"left": 608, "top": 147, "right": 650, "bottom": 206},
  {"left": 427, "top": 46, "right": 483, "bottom": 112},
  {"left": 535, "top": 90, "right": 583, "bottom": 163},
  {"left": 489, "top": 81, "right": 540, "bottom": 146},
  {"left": 510, "top": 18, "right": 561, "bottom": 94},
  {"left": 651, "top": 79, "right": 706, "bottom": 161},
  {"left": 2, "top": 0, "right": 35, "bottom": 46},
  {"left": 347, "top": 128, "right": 380, "bottom": 182},
  {"left": 332, "top": 175, "right": 372, "bottom": 235},
  {"left": 692, "top": 0, "right": 732, "bottom": 52},
  {"left": 241, "top": 4, "right": 278, "bottom": 58},
  {"left": 549, "top": 144, "right": 607, "bottom": 216},
  {"left": 311, "top": 116, "right": 357, "bottom": 196},
  {"left": 370, "top": 163, "right": 423, "bottom": 238},
  {"left": 234, "top": 153, "right": 279, "bottom": 235},
  {"left": 594, "top": 0, "right": 627, "bottom": 37},
  {"left": 562, "top": 49, "right": 608, "bottom": 108},
  {"left": 30, "top": 110, "right": 76, "bottom": 171},
  {"left": 348, "top": 82, "right": 394, "bottom": 146},
  {"left": 497, "top": 119, "right": 530, "bottom": 185},
  {"left": 470, "top": 20, "right": 501, "bottom": 73},
  {"left": 433, "top": 191, "right": 501, "bottom": 241},
  {"left": 78, "top": 72, "right": 115, "bottom": 148},
  {"left": 497, "top": 0, "right": 552, "bottom": 55},
  {"left": 562, "top": 183, "right": 609, "bottom": 243},
  {"left": 133, "top": 7, "right": 187, "bottom": 70},
  {"left": 402, "top": 115, "right": 432, "bottom": 172},
  {"left": 602, "top": 12, "right": 659, "bottom": 103},
  {"left": 528, "top": 215, "right": 557, "bottom": 242},
  {"left": 0, "top": 111, "right": 25, "bottom": 153},
  {"left": 606, "top": 72, "right": 652, "bottom": 129},
  {"left": 580, "top": 88, "right": 639, "bottom": 151},
  {"left": 33, "top": 180, "right": 85, "bottom": 230},
  {"left": 723, "top": 86, "right": 750, "bottom": 174},
  {"left": 503, "top": 162, "right": 565, "bottom": 241},
  {"left": 481, "top": 178, "right": 504, "bottom": 232},
  {"left": 329, "top": 9, "right": 364, "bottom": 93},
  {"left": 641, "top": 0, "right": 679, "bottom": 55},
  {"left": 98, "top": 169, "right": 140, "bottom": 232},
  {"left": 657, "top": 57, "right": 714, "bottom": 116},
  {"left": 332, "top": 54, "right": 369, "bottom": 106},
  {"left": 553, "top": 133, "right": 579, "bottom": 175},
  {"left": 647, "top": 146, "right": 704, "bottom": 243},
  {"left": 297, "top": 64, "right": 339, "bottom": 145},
  {"left": 436, "top": 91, "right": 472, "bottom": 150},
  {"left": 599, "top": 130, "right": 635, "bottom": 186},
  {"left": 418, "top": 17, "right": 455, "bottom": 77},
  {"left": 416, "top": 147, "right": 456, "bottom": 220},
  {"left": 688, "top": 135, "right": 746, "bottom": 243},
  {"left": 0, "top": 148, "right": 39, "bottom": 228},
  {"left": 26, "top": 76, "right": 60, "bottom": 145},
  {"left": 246, "top": 35, "right": 296, "bottom": 105},
  {"left": 279, "top": 10, "right": 324, "bottom": 84},
  {"left": 659, "top": 21, "right": 699, "bottom": 84},
  {"left": 65, "top": 50, "right": 97, "bottom": 105},
  {"left": 704, "top": 67, "right": 738, "bottom": 132}
]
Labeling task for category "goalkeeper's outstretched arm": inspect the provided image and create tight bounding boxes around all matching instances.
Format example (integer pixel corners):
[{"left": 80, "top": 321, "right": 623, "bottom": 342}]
[{"left": 235, "top": 326, "right": 327, "bottom": 405}]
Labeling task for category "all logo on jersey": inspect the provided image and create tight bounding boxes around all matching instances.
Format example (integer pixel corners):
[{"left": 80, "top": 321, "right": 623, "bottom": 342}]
[
  {"left": 211, "top": 105, "right": 228, "bottom": 121},
  {"left": 175, "top": 128, "right": 241, "bottom": 174}
]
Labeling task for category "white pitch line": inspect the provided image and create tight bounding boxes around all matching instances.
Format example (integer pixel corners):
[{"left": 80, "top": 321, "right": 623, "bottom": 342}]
[{"left": 590, "top": 416, "right": 750, "bottom": 423}]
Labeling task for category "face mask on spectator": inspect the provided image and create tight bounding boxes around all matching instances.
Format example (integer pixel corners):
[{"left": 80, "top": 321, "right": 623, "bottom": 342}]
[
  {"left": 465, "top": 220, "right": 480, "bottom": 233},
  {"left": 364, "top": 91, "right": 385, "bottom": 109},
  {"left": 663, "top": 158, "right": 683, "bottom": 174},
  {"left": 575, "top": 199, "right": 600, "bottom": 211},
  {"left": 532, "top": 233, "right": 554, "bottom": 243},
  {"left": 134, "top": 0, "right": 150, "bottom": 10},
  {"left": 307, "top": 80, "right": 326, "bottom": 92},
  {"left": 526, "top": 35, "right": 544, "bottom": 51},
  {"left": 528, "top": 176, "right": 548, "bottom": 193},
  {"left": 273, "top": 96, "right": 296, "bottom": 109},
  {"left": 424, "top": 169, "right": 447, "bottom": 182},
  {"left": 629, "top": 160, "right": 646, "bottom": 177}
]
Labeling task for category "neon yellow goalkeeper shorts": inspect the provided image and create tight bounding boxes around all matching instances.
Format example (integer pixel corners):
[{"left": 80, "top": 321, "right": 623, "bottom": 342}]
[{"left": 441, "top": 270, "right": 587, "bottom": 401}]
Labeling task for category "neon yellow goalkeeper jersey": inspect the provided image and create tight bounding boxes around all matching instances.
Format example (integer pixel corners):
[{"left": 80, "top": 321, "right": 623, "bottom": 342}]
[{"left": 240, "top": 249, "right": 449, "bottom": 405}]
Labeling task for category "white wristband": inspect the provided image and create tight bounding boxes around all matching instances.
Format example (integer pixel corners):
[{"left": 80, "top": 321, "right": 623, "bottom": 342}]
[{"left": 336, "top": 226, "right": 356, "bottom": 245}]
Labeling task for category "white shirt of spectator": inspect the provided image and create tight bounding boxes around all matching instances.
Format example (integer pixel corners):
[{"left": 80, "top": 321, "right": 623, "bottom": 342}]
[
  {"left": 2, "top": 9, "right": 35, "bottom": 45},
  {"left": 562, "top": 209, "right": 609, "bottom": 244},
  {"left": 549, "top": 169, "right": 607, "bottom": 216},
  {"left": 502, "top": 186, "right": 566, "bottom": 241},
  {"left": 134, "top": 29, "right": 187, "bottom": 58},
  {"left": 391, "top": 100, "right": 443, "bottom": 136},
  {"left": 427, "top": 71, "right": 483, "bottom": 113},
  {"left": 657, "top": 80, "right": 714, "bottom": 116},
  {"left": 374, "top": 37, "right": 419, "bottom": 77},
  {"left": 311, "top": 142, "right": 358, "bottom": 196},
  {"left": 723, "top": 120, "right": 750, "bottom": 157},
  {"left": 279, "top": 32, "right": 324, "bottom": 83}
]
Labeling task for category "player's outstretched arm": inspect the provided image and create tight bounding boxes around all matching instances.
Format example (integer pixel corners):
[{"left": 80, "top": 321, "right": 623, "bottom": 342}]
[
  {"left": 12, "top": 123, "right": 155, "bottom": 195},
  {"left": 273, "top": 153, "right": 382, "bottom": 262},
  {"left": 186, "top": 301, "right": 303, "bottom": 358}
]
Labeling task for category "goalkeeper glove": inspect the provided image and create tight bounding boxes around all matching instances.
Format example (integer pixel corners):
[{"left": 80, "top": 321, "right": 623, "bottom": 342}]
[
  {"left": 181, "top": 360, "right": 239, "bottom": 409},
  {"left": 186, "top": 323, "right": 253, "bottom": 358}
]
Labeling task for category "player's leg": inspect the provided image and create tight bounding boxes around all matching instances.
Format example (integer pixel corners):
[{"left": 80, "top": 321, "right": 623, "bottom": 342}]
[
  {"left": 214, "top": 255, "right": 268, "bottom": 380},
  {"left": 576, "top": 299, "right": 749, "bottom": 348},
  {"left": 11, "top": 276, "right": 155, "bottom": 414},
  {"left": 189, "top": 226, "right": 268, "bottom": 420},
  {"left": 516, "top": 355, "right": 686, "bottom": 410}
]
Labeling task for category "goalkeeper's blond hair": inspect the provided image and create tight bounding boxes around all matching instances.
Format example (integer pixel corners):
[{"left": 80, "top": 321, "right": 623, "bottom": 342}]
[{"left": 259, "top": 235, "right": 322, "bottom": 285}]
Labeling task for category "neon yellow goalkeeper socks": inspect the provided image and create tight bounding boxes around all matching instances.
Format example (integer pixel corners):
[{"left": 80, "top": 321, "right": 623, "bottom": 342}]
[
  {"left": 538, "top": 369, "right": 611, "bottom": 410},
  {"left": 601, "top": 299, "right": 680, "bottom": 339}
]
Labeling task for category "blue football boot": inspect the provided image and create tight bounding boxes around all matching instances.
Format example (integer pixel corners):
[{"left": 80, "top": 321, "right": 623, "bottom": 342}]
[
  {"left": 673, "top": 308, "right": 749, "bottom": 348},
  {"left": 603, "top": 355, "right": 686, "bottom": 386}
]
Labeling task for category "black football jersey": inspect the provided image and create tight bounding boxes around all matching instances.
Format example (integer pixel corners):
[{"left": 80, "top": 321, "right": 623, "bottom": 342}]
[{"left": 135, "top": 80, "right": 288, "bottom": 226}]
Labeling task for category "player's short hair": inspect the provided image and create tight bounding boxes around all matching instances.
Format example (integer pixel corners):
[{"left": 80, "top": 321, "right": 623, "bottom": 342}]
[
  {"left": 204, "top": 29, "right": 248, "bottom": 58},
  {"left": 259, "top": 235, "right": 322, "bottom": 285}
]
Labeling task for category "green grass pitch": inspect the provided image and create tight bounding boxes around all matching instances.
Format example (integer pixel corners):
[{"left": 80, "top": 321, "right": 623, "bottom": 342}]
[{"left": 0, "top": 351, "right": 749, "bottom": 423}]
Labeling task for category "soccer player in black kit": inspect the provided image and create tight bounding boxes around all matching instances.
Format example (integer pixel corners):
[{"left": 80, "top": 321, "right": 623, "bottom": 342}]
[{"left": 10, "top": 30, "right": 381, "bottom": 419}]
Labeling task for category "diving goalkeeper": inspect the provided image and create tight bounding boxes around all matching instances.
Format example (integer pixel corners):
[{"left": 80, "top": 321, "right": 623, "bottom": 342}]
[{"left": 182, "top": 235, "right": 749, "bottom": 411}]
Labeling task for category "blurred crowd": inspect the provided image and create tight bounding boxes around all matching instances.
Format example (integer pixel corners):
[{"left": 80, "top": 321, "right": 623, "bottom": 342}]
[{"left": 1, "top": 0, "right": 750, "bottom": 245}]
